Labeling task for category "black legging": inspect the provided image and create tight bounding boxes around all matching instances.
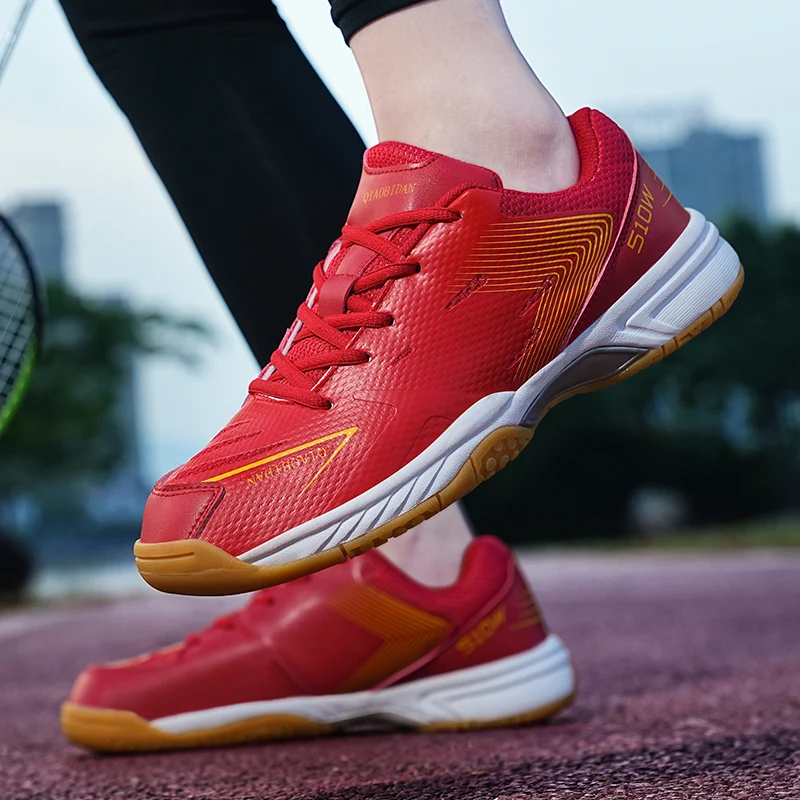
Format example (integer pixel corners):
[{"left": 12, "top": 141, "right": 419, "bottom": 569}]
[
  {"left": 329, "top": 0, "right": 429, "bottom": 41},
  {"left": 59, "top": 0, "right": 366, "bottom": 365}
]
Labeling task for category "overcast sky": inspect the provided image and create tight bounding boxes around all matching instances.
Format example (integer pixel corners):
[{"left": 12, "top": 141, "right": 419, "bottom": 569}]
[{"left": 0, "top": 0, "right": 794, "bottom": 481}]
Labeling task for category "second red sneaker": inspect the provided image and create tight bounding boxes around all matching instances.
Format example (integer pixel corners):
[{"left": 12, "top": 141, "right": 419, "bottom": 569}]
[
  {"left": 63, "top": 538, "right": 575, "bottom": 751},
  {"left": 135, "top": 109, "right": 742, "bottom": 594}
]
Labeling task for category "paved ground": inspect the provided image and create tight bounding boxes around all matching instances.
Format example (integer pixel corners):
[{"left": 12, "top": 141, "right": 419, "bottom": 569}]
[{"left": 1, "top": 551, "right": 798, "bottom": 800}]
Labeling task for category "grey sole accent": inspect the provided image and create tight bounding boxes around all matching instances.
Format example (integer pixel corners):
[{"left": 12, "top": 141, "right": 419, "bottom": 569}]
[{"left": 521, "top": 346, "right": 647, "bottom": 427}]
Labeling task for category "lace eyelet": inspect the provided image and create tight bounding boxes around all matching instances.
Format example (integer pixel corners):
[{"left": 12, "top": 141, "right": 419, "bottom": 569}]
[
  {"left": 322, "top": 399, "right": 334, "bottom": 410},
  {"left": 386, "top": 315, "right": 396, "bottom": 326}
]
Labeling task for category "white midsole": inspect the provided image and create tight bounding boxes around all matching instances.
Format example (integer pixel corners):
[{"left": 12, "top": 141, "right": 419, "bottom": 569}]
[
  {"left": 242, "top": 210, "right": 740, "bottom": 568},
  {"left": 151, "top": 634, "right": 574, "bottom": 734}
]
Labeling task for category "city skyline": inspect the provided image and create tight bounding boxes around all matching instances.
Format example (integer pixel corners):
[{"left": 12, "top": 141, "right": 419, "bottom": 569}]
[{"left": 0, "top": 0, "right": 794, "bottom": 481}]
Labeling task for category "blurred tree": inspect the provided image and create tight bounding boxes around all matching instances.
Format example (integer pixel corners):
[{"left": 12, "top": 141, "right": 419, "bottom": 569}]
[
  {"left": 716, "top": 218, "right": 800, "bottom": 445},
  {"left": 0, "top": 282, "right": 209, "bottom": 493},
  {"left": 465, "top": 217, "right": 800, "bottom": 543}
]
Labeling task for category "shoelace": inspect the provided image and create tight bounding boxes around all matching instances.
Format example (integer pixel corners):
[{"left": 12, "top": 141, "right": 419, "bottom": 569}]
[{"left": 249, "top": 207, "right": 461, "bottom": 409}]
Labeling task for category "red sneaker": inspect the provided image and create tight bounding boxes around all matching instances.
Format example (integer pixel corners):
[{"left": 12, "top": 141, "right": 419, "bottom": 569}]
[
  {"left": 62, "top": 538, "right": 575, "bottom": 752},
  {"left": 135, "top": 109, "right": 743, "bottom": 595}
]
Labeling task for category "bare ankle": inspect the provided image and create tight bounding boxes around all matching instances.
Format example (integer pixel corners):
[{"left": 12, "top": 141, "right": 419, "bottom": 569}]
[
  {"left": 380, "top": 503, "right": 474, "bottom": 587},
  {"left": 351, "top": 0, "right": 579, "bottom": 193},
  {"left": 415, "top": 102, "right": 580, "bottom": 193},
  {"left": 488, "top": 111, "right": 581, "bottom": 193}
]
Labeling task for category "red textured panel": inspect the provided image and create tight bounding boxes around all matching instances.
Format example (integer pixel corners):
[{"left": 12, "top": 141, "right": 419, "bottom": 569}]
[
  {"left": 67, "top": 538, "right": 540, "bottom": 721},
  {"left": 141, "top": 110, "right": 688, "bottom": 558}
]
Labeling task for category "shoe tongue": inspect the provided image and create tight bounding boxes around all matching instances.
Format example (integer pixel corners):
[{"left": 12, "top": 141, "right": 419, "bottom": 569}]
[
  {"left": 347, "top": 141, "right": 501, "bottom": 227},
  {"left": 265, "top": 145, "right": 499, "bottom": 393}
]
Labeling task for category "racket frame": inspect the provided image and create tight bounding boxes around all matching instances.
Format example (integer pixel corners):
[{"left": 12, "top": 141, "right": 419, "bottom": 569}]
[{"left": 0, "top": 211, "right": 43, "bottom": 434}]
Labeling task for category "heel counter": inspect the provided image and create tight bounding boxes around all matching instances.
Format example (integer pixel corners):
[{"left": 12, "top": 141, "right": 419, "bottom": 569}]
[
  {"left": 570, "top": 151, "right": 691, "bottom": 342},
  {"left": 409, "top": 565, "right": 548, "bottom": 681},
  {"left": 622, "top": 153, "right": 690, "bottom": 266}
]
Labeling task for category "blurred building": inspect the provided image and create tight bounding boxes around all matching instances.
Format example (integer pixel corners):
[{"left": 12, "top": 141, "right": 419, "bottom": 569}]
[
  {"left": 7, "top": 202, "right": 67, "bottom": 281},
  {"left": 8, "top": 201, "right": 149, "bottom": 549},
  {"left": 617, "top": 105, "right": 769, "bottom": 224}
]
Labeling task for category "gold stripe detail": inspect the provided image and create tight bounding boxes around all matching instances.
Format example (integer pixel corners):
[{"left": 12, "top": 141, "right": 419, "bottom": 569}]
[
  {"left": 451, "top": 213, "right": 613, "bottom": 380},
  {"left": 330, "top": 584, "right": 449, "bottom": 692},
  {"left": 203, "top": 427, "right": 358, "bottom": 495}
]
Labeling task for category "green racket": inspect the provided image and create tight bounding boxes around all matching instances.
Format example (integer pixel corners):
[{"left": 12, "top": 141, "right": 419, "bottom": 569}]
[{"left": 0, "top": 213, "right": 42, "bottom": 434}]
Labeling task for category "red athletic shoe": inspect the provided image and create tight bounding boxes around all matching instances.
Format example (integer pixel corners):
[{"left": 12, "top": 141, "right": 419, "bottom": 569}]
[
  {"left": 135, "top": 109, "right": 743, "bottom": 595},
  {"left": 63, "top": 538, "right": 575, "bottom": 752}
]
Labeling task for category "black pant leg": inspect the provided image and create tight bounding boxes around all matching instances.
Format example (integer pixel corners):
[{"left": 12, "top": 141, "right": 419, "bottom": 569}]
[
  {"left": 329, "top": 0, "right": 430, "bottom": 42},
  {"left": 59, "top": 0, "right": 366, "bottom": 364}
]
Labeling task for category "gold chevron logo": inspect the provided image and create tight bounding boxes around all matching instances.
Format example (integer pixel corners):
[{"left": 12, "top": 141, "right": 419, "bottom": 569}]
[
  {"left": 330, "top": 584, "right": 450, "bottom": 692},
  {"left": 453, "top": 213, "right": 614, "bottom": 379},
  {"left": 203, "top": 427, "right": 358, "bottom": 496}
]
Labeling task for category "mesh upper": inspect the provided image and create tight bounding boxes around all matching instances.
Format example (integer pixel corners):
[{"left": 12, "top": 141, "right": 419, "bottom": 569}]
[
  {"left": 364, "top": 141, "right": 438, "bottom": 170},
  {"left": 500, "top": 109, "right": 634, "bottom": 218},
  {"left": 262, "top": 109, "right": 635, "bottom": 403}
]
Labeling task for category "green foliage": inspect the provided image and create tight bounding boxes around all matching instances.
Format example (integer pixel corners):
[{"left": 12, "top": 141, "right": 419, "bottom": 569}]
[
  {"left": 465, "top": 217, "right": 800, "bottom": 543},
  {"left": 717, "top": 218, "right": 800, "bottom": 440},
  {"left": 0, "top": 282, "right": 209, "bottom": 492}
]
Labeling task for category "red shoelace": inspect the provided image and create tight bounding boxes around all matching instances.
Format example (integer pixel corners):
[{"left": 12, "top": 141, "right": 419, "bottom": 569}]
[{"left": 249, "top": 207, "right": 461, "bottom": 409}]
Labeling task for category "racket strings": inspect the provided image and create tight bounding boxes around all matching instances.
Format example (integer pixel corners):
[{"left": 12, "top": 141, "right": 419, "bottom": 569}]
[{"left": 0, "top": 221, "right": 37, "bottom": 410}]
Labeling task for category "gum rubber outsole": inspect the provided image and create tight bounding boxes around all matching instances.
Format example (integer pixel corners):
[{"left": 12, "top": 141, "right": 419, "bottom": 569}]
[
  {"left": 60, "top": 703, "right": 333, "bottom": 753},
  {"left": 61, "top": 691, "right": 575, "bottom": 753},
  {"left": 135, "top": 266, "right": 744, "bottom": 595}
]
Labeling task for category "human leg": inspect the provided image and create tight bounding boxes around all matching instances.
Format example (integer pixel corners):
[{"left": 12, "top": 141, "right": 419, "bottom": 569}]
[
  {"left": 345, "top": 0, "right": 579, "bottom": 193},
  {"left": 59, "top": 0, "right": 476, "bottom": 585},
  {"left": 133, "top": 0, "right": 743, "bottom": 594},
  {"left": 59, "top": 0, "right": 365, "bottom": 363}
]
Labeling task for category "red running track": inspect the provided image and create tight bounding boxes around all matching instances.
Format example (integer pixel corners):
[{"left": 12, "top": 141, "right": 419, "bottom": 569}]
[{"left": 1, "top": 551, "right": 798, "bottom": 800}]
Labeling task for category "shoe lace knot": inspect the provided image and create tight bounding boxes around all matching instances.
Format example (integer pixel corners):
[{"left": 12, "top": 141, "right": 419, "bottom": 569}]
[{"left": 249, "top": 207, "right": 460, "bottom": 409}]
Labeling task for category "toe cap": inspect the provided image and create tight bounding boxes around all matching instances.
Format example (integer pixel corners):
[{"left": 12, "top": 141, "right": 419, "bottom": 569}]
[{"left": 140, "top": 482, "right": 224, "bottom": 544}]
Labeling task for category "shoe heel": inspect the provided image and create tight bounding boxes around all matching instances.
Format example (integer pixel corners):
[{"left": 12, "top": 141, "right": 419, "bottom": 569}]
[{"left": 521, "top": 214, "right": 743, "bottom": 427}]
